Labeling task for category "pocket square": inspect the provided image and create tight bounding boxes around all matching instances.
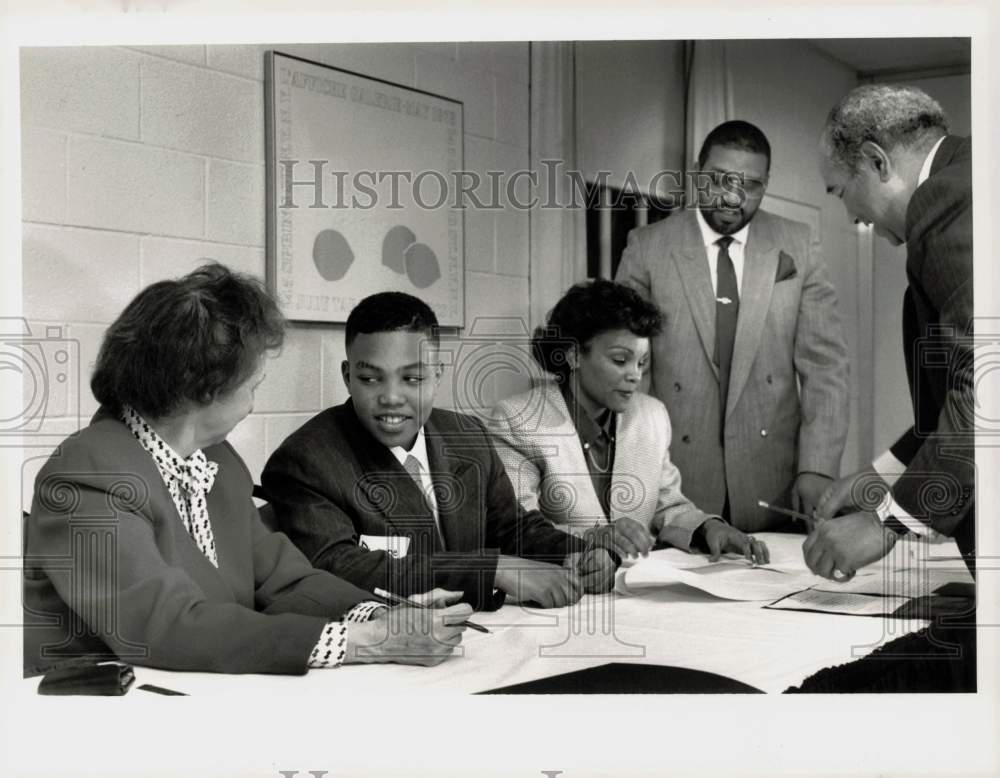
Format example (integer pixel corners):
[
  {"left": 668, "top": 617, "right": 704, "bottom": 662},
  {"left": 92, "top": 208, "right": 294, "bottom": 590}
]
[{"left": 775, "top": 250, "right": 797, "bottom": 282}]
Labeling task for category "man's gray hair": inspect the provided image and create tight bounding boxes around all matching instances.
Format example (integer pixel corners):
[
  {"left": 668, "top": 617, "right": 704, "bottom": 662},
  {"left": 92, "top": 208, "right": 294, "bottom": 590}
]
[{"left": 824, "top": 84, "right": 949, "bottom": 171}]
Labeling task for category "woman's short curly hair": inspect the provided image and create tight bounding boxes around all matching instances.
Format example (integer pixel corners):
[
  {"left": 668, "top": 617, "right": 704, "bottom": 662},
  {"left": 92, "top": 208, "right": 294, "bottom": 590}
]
[
  {"left": 91, "top": 262, "right": 285, "bottom": 418},
  {"left": 531, "top": 279, "right": 663, "bottom": 380}
]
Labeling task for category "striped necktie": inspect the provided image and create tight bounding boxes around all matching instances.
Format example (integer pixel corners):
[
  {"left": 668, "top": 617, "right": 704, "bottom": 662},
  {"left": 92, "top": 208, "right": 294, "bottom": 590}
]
[{"left": 402, "top": 454, "right": 445, "bottom": 549}]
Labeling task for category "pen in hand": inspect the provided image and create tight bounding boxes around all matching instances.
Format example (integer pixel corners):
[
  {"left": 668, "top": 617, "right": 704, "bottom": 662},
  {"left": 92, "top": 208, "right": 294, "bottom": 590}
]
[
  {"left": 757, "top": 500, "right": 821, "bottom": 528},
  {"left": 373, "top": 588, "right": 491, "bottom": 634},
  {"left": 577, "top": 531, "right": 596, "bottom": 576}
]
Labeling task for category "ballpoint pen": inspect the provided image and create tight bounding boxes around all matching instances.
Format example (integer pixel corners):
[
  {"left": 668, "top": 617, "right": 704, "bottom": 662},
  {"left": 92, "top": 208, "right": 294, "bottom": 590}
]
[
  {"left": 577, "top": 531, "right": 597, "bottom": 576},
  {"left": 756, "top": 502, "right": 854, "bottom": 581},
  {"left": 756, "top": 500, "right": 820, "bottom": 526},
  {"left": 373, "top": 587, "right": 491, "bottom": 633}
]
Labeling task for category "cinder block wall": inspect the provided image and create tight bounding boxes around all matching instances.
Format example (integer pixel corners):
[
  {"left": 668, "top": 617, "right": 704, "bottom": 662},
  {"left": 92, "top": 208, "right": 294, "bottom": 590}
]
[{"left": 20, "top": 42, "right": 532, "bottom": 503}]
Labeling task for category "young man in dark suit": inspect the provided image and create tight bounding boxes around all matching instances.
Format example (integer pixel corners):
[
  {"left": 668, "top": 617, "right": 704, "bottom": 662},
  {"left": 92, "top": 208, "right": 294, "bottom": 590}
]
[
  {"left": 812, "top": 84, "right": 974, "bottom": 580},
  {"left": 262, "top": 292, "right": 615, "bottom": 610}
]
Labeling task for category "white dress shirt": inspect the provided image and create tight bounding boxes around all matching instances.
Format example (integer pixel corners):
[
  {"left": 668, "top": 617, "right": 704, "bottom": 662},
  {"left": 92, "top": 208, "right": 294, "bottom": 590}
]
[{"left": 695, "top": 206, "right": 752, "bottom": 296}]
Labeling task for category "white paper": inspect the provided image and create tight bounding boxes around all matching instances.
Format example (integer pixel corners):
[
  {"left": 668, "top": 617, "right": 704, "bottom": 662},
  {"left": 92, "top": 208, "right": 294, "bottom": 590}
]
[
  {"left": 358, "top": 534, "right": 410, "bottom": 558},
  {"left": 616, "top": 556, "right": 834, "bottom": 601}
]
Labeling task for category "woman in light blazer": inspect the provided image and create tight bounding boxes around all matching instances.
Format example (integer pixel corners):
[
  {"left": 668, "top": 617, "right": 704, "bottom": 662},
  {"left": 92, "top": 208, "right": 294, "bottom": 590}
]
[{"left": 490, "top": 279, "right": 768, "bottom": 567}]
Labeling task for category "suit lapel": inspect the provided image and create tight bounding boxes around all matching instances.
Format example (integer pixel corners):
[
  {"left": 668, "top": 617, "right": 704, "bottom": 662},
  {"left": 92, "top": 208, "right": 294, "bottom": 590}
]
[
  {"left": 343, "top": 404, "right": 443, "bottom": 548},
  {"left": 672, "top": 211, "right": 719, "bottom": 377},
  {"left": 424, "top": 416, "right": 471, "bottom": 552},
  {"left": 727, "top": 216, "right": 778, "bottom": 418},
  {"left": 930, "top": 135, "right": 963, "bottom": 175}
]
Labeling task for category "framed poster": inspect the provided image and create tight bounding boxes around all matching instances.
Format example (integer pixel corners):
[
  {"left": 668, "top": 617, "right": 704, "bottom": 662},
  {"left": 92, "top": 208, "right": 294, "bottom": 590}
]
[{"left": 265, "top": 51, "right": 465, "bottom": 326}]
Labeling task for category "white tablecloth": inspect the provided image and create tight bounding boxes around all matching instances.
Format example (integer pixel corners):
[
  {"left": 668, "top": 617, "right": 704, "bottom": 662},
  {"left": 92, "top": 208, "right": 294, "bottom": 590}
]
[{"left": 58, "top": 531, "right": 968, "bottom": 697}]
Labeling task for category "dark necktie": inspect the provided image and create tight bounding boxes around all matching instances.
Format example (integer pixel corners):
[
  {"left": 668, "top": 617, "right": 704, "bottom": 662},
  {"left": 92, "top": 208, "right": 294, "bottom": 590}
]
[{"left": 714, "top": 235, "right": 739, "bottom": 441}]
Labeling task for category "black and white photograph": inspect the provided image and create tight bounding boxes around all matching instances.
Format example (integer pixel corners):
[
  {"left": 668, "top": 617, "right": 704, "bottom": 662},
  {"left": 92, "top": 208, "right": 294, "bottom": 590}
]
[{"left": 1, "top": 1, "right": 997, "bottom": 776}]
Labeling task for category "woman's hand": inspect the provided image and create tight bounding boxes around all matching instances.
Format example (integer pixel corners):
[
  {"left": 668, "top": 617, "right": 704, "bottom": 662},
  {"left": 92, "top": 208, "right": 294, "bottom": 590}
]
[
  {"left": 564, "top": 548, "right": 617, "bottom": 593},
  {"left": 585, "top": 517, "right": 654, "bottom": 561},
  {"left": 698, "top": 518, "right": 770, "bottom": 564},
  {"left": 345, "top": 603, "right": 472, "bottom": 667},
  {"left": 494, "top": 556, "right": 583, "bottom": 608}
]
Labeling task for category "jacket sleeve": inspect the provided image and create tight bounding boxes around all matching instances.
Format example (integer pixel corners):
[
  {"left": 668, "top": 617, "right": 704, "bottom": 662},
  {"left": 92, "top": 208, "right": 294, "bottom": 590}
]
[
  {"left": 890, "top": 174, "right": 975, "bottom": 536},
  {"left": 481, "top": 421, "right": 585, "bottom": 564},
  {"left": 262, "top": 442, "right": 504, "bottom": 611},
  {"left": 29, "top": 470, "right": 331, "bottom": 675},
  {"left": 250, "top": 510, "right": 378, "bottom": 618},
  {"left": 792, "top": 225, "right": 851, "bottom": 478},
  {"left": 890, "top": 427, "right": 923, "bottom": 467},
  {"left": 487, "top": 401, "right": 544, "bottom": 514}
]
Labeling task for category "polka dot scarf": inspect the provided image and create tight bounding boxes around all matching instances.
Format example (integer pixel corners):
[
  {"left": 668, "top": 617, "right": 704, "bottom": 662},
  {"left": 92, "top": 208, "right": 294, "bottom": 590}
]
[{"left": 121, "top": 404, "right": 220, "bottom": 568}]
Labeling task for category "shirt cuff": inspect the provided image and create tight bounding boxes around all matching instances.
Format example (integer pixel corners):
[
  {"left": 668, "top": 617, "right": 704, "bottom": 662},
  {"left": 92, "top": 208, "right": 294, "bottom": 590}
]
[
  {"left": 307, "top": 601, "right": 388, "bottom": 669},
  {"left": 872, "top": 450, "right": 906, "bottom": 487},
  {"left": 308, "top": 621, "right": 348, "bottom": 669},
  {"left": 874, "top": 490, "right": 945, "bottom": 541},
  {"left": 344, "top": 600, "right": 388, "bottom": 623}
]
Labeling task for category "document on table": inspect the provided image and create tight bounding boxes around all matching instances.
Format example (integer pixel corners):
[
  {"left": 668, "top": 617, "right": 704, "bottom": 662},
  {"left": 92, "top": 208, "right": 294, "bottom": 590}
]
[
  {"left": 765, "top": 588, "right": 911, "bottom": 616},
  {"left": 615, "top": 556, "right": 845, "bottom": 601},
  {"left": 810, "top": 565, "right": 966, "bottom": 598}
]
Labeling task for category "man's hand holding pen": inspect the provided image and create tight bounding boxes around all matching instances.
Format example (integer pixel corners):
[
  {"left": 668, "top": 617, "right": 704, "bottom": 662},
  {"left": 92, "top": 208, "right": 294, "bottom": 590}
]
[
  {"left": 565, "top": 533, "right": 617, "bottom": 594},
  {"left": 802, "top": 511, "right": 897, "bottom": 582},
  {"left": 757, "top": 499, "right": 888, "bottom": 582}
]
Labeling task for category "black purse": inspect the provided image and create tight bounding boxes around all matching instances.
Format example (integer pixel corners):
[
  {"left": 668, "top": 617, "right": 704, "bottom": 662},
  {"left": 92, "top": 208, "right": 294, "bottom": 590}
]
[{"left": 37, "top": 662, "right": 135, "bottom": 696}]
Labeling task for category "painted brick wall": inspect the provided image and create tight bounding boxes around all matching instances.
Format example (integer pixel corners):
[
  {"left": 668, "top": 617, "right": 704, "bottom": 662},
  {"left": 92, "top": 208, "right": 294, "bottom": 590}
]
[{"left": 20, "top": 42, "right": 532, "bottom": 506}]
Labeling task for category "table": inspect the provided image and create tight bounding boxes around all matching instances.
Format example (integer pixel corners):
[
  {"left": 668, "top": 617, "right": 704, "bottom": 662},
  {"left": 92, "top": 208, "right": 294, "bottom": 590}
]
[{"left": 25, "top": 532, "right": 968, "bottom": 697}]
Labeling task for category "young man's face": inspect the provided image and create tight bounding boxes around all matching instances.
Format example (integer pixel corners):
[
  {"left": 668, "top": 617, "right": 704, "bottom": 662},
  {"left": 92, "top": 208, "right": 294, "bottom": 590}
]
[{"left": 342, "top": 329, "right": 442, "bottom": 450}]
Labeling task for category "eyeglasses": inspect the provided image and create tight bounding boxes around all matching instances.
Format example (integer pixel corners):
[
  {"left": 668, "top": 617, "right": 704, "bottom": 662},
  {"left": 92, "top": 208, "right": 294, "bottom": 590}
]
[{"left": 699, "top": 170, "right": 769, "bottom": 198}]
